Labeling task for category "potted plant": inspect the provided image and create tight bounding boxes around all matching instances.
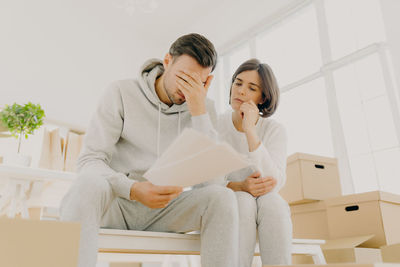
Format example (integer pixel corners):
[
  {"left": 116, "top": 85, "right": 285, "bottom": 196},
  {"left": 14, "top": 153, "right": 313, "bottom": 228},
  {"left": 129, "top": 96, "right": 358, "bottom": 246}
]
[{"left": 0, "top": 102, "right": 45, "bottom": 166}]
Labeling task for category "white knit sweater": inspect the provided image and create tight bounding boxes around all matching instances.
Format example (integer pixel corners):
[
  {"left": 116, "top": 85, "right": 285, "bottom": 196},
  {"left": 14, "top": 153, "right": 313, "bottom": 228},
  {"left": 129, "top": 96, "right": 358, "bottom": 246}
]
[{"left": 217, "top": 110, "right": 288, "bottom": 191}]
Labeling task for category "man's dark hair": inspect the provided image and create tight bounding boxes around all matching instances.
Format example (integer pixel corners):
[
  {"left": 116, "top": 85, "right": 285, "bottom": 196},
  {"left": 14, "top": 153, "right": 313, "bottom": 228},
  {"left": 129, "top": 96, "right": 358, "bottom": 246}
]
[{"left": 169, "top": 33, "right": 217, "bottom": 71}]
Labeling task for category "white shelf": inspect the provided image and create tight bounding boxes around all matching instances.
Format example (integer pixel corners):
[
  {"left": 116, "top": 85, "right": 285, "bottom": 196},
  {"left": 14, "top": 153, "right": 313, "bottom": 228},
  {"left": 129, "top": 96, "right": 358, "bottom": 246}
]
[{"left": 0, "top": 164, "right": 76, "bottom": 182}]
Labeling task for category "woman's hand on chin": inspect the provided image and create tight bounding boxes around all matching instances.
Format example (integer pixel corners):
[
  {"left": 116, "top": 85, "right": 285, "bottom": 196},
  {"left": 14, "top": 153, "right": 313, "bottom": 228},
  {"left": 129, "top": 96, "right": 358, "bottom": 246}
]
[{"left": 240, "top": 101, "right": 259, "bottom": 133}]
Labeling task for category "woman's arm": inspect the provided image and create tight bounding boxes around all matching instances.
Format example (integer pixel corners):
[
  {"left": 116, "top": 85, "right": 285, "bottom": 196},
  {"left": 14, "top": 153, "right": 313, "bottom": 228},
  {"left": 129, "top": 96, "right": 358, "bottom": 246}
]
[
  {"left": 247, "top": 124, "right": 288, "bottom": 191},
  {"left": 227, "top": 181, "right": 243, "bottom": 191},
  {"left": 240, "top": 101, "right": 288, "bottom": 191},
  {"left": 244, "top": 127, "right": 261, "bottom": 152}
]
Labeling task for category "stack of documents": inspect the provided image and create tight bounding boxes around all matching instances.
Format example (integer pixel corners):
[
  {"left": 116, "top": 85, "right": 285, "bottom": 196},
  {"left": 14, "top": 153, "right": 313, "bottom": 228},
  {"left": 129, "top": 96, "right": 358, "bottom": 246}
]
[{"left": 144, "top": 128, "right": 249, "bottom": 187}]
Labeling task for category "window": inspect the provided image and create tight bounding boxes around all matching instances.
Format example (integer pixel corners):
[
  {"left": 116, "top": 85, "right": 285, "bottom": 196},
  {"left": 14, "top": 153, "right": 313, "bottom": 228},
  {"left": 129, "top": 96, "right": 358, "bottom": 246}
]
[
  {"left": 333, "top": 53, "right": 400, "bottom": 193},
  {"left": 324, "top": 0, "right": 386, "bottom": 60},
  {"left": 218, "top": 0, "right": 400, "bottom": 194},
  {"left": 272, "top": 79, "right": 334, "bottom": 157},
  {"left": 226, "top": 44, "right": 251, "bottom": 79},
  {"left": 256, "top": 6, "right": 322, "bottom": 87},
  {"left": 220, "top": 44, "right": 252, "bottom": 112}
]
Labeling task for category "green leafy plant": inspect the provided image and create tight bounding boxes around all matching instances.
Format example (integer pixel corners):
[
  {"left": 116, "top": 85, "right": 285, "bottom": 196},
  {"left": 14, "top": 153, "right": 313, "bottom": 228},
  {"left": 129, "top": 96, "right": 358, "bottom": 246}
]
[{"left": 0, "top": 102, "right": 45, "bottom": 153}]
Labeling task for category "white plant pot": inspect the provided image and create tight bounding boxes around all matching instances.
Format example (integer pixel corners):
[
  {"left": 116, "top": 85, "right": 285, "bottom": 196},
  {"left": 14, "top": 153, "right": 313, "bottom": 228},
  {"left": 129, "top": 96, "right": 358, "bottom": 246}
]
[{"left": 3, "top": 153, "right": 32, "bottom": 167}]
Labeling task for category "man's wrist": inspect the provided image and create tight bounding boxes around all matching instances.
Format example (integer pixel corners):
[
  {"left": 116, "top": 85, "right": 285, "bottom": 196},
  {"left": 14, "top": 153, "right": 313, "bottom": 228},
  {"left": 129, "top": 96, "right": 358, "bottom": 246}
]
[{"left": 190, "top": 106, "right": 206, "bottom": 116}]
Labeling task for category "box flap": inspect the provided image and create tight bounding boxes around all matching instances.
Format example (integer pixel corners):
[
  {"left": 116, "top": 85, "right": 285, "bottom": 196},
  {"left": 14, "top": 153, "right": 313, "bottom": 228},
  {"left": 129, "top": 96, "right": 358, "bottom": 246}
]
[
  {"left": 378, "top": 191, "right": 400, "bottom": 205},
  {"left": 325, "top": 191, "right": 400, "bottom": 207},
  {"left": 322, "top": 235, "right": 375, "bottom": 249},
  {"left": 290, "top": 200, "right": 326, "bottom": 214},
  {"left": 287, "top": 152, "right": 337, "bottom": 164},
  {"left": 381, "top": 243, "right": 400, "bottom": 262},
  {"left": 381, "top": 243, "right": 400, "bottom": 250}
]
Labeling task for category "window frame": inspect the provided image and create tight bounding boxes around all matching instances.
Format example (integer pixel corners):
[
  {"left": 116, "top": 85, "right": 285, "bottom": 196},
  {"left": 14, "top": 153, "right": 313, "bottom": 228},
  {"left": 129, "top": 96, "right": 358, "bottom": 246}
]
[{"left": 218, "top": 0, "right": 400, "bottom": 194}]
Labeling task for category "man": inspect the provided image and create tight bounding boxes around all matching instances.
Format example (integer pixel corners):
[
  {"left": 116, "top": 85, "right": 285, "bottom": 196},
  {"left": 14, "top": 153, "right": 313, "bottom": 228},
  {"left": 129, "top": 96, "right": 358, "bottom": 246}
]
[{"left": 60, "top": 33, "right": 239, "bottom": 267}]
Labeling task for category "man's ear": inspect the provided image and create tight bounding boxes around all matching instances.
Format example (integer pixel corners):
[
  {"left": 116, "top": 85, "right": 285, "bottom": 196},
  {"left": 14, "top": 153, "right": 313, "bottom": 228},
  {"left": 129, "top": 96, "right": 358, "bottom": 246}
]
[{"left": 163, "top": 53, "right": 172, "bottom": 69}]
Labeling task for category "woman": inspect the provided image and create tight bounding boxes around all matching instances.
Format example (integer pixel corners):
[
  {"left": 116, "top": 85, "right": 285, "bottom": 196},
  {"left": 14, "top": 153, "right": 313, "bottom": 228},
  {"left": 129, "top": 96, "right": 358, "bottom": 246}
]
[{"left": 217, "top": 58, "right": 292, "bottom": 267}]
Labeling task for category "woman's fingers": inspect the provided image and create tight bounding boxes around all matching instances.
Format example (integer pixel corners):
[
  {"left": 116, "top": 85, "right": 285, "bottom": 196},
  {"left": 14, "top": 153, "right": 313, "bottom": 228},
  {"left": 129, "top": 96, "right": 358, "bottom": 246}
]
[
  {"left": 252, "top": 188, "right": 267, "bottom": 197},
  {"left": 249, "top": 178, "right": 277, "bottom": 195},
  {"left": 252, "top": 184, "right": 276, "bottom": 197},
  {"left": 254, "top": 176, "right": 276, "bottom": 184},
  {"left": 240, "top": 101, "right": 259, "bottom": 113}
]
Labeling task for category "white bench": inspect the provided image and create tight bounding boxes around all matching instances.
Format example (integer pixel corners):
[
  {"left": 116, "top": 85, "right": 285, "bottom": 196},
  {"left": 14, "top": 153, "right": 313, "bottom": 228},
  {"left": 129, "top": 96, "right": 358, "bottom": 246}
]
[
  {"left": 98, "top": 228, "right": 326, "bottom": 266},
  {"left": 0, "top": 166, "right": 326, "bottom": 266}
]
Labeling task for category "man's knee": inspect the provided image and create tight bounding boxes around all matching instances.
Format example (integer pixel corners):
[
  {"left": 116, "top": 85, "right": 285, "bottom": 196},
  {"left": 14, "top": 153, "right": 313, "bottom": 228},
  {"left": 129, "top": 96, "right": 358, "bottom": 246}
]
[
  {"left": 201, "top": 185, "right": 238, "bottom": 217},
  {"left": 61, "top": 173, "right": 112, "bottom": 215}
]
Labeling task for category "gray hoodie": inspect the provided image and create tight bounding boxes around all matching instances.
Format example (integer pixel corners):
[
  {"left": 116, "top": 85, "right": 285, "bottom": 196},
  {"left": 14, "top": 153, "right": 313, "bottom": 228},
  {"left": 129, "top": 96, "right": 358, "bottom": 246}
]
[{"left": 76, "top": 59, "right": 217, "bottom": 200}]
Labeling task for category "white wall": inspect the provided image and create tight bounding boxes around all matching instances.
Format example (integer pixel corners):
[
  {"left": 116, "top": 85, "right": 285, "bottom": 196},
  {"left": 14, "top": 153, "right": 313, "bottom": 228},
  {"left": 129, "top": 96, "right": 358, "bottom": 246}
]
[
  {"left": 0, "top": 0, "right": 297, "bottom": 164},
  {"left": 0, "top": 0, "right": 296, "bottom": 131},
  {"left": 0, "top": 0, "right": 162, "bottom": 133}
]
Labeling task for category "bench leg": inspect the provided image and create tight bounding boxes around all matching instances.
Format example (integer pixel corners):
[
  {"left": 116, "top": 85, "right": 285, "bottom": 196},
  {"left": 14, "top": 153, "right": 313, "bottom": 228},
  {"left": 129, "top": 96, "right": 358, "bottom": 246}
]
[
  {"left": 252, "top": 255, "right": 262, "bottom": 267},
  {"left": 176, "top": 255, "right": 189, "bottom": 267},
  {"left": 311, "top": 246, "right": 327, "bottom": 264},
  {"left": 188, "top": 255, "right": 200, "bottom": 267},
  {"left": 161, "top": 255, "right": 172, "bottom": 267}
]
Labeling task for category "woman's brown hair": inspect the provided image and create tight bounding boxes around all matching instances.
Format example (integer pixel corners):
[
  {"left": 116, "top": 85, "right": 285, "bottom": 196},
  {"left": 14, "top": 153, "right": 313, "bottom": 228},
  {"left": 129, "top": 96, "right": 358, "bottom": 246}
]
[{"left": 230, "top": 58, "right": 280, "bottom": 118}]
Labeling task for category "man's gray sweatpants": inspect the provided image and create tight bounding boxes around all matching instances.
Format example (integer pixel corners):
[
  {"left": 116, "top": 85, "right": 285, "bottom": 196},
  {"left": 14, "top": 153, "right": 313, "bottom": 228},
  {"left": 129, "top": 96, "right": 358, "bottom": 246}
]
[
  {"left": 60, "top": 173, "right": 239, "bottom": 267},
  {"left": 235, "top": 191, "right": 292, "bottom": 267}
]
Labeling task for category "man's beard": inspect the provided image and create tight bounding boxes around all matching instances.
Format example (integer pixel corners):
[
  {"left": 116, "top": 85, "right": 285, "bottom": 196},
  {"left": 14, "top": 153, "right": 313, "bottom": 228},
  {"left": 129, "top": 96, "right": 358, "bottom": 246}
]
[{"left": 164, "top": 80, "right": 185, "bottom": 105}]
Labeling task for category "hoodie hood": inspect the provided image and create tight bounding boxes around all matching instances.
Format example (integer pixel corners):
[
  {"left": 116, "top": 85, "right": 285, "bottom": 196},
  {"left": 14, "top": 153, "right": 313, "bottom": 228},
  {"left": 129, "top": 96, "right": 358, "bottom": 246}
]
[{"left": 139, "top": 58, "right": 189, "bottom": 114}]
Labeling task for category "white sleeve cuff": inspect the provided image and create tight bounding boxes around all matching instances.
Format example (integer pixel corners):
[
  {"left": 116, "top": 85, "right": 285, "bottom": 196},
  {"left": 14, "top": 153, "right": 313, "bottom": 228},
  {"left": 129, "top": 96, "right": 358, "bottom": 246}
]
[
  {"left": 108, "top": 173, "right": 136, "bottom": 200},
  {"left": 191, "top": 113, "right": 217, "bottom": 139}
]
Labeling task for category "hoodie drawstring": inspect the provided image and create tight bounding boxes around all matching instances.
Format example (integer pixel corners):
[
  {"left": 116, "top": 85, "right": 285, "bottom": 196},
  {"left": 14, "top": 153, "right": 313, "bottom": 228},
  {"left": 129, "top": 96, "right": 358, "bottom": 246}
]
[
  {"left": 156, "top": 104, "right": 182, "bottom": 159},
  {"left": 178, "top": 111, "right": 181, "bottom": 135},
  {"left": 157, "top": 103, "right": 161, "bottom": 158}
]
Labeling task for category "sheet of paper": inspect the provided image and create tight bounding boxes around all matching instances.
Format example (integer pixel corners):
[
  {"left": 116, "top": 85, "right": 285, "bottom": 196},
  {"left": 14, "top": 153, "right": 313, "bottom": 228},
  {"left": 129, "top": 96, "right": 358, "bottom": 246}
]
[
  {"left": 151, "top": 128, "right": 215, "bottom": 169},
  {"left": 144, "top": 128, "right": 249, "bottom": 187}
]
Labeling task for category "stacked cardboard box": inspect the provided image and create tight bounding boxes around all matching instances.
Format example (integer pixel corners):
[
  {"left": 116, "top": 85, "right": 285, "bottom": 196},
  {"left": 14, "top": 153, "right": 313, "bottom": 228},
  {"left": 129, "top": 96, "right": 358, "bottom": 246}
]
[
  {"left": 381, "top": 244, "right": 400, "bottom": 263},
  {"left": 326, "top": 191, "right": 400, "bottom": 247},
  {"left": 282, "top": 152, "right": 341, "bottom": 242},
  {"left": 280, "top": 153, "right": 400, "bottom": 264},
  {"left": 281, "top": 153, "right": 342, "bottom": 205},
  {"left": 0, "top": 218, "right": 80, "bottom": 267},
  {"left": 326, "top": 191, "right": 400, "bottom": 264}
]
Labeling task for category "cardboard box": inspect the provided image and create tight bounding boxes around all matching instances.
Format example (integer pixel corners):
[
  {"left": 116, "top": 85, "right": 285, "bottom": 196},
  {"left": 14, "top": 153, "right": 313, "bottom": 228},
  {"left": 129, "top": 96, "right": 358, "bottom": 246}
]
[
  {"left": 264, "top": 264, "right": 400, "bottom": 267},
  {"left": 321, "top": 235, "right": 382, "bottom": 263},
  {"left": 0, "top": 218, "right": 80, "bottom": 267},
  {"left": 326, "top": 191, "right": 400, "bottom": 248},
  {"left": 292, "top": 236, "right": 382, "bottom": 264},
  {"left": 280, "top": 153, "right": 342, "bottom": 204},
  {"left": 292, "top": 254, "right": 314, "bottom": 264},
  {"left": 291, "top": 200, "right": 330, "bottom": 239},
  {"left": 381, "top": 244, "right": 400, "bottom": 263}
]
